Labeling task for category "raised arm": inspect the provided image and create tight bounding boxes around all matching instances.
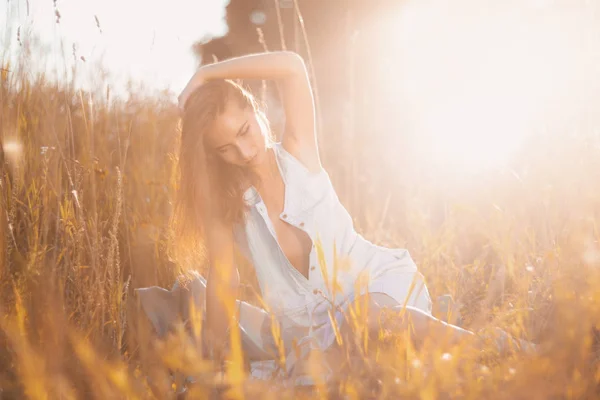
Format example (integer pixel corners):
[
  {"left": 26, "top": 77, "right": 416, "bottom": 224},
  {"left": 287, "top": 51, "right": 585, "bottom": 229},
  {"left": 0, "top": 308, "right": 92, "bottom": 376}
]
[{"left": 178, "top": 51, "right": 320, "bottom": 171}]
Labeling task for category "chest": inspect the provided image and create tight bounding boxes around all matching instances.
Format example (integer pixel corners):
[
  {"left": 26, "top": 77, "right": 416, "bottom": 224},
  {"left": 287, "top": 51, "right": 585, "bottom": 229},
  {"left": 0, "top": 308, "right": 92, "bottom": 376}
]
[{"left": 259, "top": 175, "right": 313, "bottom": 279}]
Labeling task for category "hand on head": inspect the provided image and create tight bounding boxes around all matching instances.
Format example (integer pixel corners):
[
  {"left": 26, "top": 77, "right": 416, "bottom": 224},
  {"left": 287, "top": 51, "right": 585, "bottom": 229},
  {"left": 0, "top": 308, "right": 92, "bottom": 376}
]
[{"left": 178, "top": 72, "right": 206, "bottom": 112}]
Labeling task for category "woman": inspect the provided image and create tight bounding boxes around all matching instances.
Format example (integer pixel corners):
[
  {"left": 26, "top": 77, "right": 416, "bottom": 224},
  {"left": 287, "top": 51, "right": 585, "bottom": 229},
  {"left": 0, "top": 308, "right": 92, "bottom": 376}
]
[{"left": 136, "top": 51, "right": 531, "bottom": 382}]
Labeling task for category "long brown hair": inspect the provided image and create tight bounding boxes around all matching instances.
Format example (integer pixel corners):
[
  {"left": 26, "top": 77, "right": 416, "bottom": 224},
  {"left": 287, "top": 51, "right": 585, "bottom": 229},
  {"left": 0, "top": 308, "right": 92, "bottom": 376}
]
[{"left": 172, "top": 79, "right": 272, "bottom": 249}]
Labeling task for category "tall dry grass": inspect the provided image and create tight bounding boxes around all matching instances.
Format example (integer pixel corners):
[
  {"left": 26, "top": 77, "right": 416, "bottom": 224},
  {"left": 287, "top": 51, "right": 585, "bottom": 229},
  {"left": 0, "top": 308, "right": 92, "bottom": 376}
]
[{"left": 2, "top": 8, "right": 600, "bottom": 400}]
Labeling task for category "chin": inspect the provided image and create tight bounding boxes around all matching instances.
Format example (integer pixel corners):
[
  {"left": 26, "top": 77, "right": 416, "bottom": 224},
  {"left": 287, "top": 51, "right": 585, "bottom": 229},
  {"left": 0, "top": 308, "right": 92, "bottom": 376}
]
[{"left": 251, "top": 149, "right": 267, "bottom": 166}]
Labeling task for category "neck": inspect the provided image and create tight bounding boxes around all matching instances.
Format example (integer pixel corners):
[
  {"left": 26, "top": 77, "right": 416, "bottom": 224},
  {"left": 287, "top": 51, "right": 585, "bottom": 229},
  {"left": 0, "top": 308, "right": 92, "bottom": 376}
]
[{"left": 251, "top": 147, "right": 278, "bottom": 183}]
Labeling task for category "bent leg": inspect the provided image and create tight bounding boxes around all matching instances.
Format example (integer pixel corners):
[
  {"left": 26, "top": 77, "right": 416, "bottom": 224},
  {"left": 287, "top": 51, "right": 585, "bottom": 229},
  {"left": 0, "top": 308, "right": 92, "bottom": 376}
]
[
  {"left": 341, "top": 292, "right": 475, "bottom": 349},
  {"left": 340, "top": 292, "right": 404, "bottom": 338},
  {"left": 135, "top": 271, "right": 276, "bottom": 361}
]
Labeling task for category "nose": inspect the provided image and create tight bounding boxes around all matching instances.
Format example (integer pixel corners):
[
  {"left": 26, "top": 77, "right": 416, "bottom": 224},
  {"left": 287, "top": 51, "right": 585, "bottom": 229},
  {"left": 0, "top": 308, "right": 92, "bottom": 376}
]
[{"left": 237, "top": 143, "right": 256, "bottom": 163}]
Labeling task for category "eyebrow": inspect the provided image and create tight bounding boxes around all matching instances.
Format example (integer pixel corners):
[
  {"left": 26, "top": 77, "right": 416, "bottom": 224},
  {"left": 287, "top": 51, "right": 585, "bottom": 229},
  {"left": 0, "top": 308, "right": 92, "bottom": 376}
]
[{"left": 216, "top": 121, "right": 248, "bottom": 151}]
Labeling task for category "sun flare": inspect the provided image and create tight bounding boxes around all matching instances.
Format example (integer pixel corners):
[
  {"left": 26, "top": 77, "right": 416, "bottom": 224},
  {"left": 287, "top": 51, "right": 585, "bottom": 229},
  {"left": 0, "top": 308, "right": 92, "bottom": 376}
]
[{"left": 377, "top": 0, "right": 597, "bottom": 171}]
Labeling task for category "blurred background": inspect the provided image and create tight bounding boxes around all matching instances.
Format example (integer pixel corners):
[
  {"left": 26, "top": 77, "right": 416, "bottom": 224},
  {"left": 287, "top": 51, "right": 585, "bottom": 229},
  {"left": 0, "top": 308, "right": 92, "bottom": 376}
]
[{"left": 2, "top": 0, "right": 600, "bottom": 397}]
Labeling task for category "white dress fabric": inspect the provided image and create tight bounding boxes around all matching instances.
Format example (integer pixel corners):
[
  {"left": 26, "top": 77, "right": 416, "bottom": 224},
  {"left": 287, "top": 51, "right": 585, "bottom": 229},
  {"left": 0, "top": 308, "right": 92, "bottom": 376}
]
[
  {"left": 135, "top": 142, "right": 432, "bottom": 381},
  {"left": 234, "top": 142, "right": 432, "bottom": 374}
]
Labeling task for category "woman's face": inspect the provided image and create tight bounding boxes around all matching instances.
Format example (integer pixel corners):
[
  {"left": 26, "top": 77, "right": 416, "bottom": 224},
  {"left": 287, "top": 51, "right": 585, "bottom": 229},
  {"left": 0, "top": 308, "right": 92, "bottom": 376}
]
[{"left": 205, "top": 99, "right": 268, "bottom": 169}]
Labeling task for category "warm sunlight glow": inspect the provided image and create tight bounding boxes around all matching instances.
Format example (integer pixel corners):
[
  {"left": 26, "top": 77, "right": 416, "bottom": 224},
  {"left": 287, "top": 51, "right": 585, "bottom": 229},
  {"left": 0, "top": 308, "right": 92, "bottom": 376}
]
[
  {"left": 377, "top": 0, "right": 600, "bottom": 170},
  {"left": 1, "top": 0, "right": 229, "bottom": 95},
  {"left": 3, "top": 0, "right": 600, "bottom": 397}
]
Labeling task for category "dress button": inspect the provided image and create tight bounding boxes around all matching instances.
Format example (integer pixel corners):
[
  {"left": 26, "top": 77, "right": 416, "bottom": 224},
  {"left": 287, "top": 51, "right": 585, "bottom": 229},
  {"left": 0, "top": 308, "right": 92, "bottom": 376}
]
[
  {"left": 313, "top": 289, "right": 319, "bottom": 295},
  {"left": 299, "top": 222, "right": 305, "bottom": 227},
  {"left": 282, "top": 213, "right": 288, "bottom": 219},
  {"left": 310, "top": 266, "right": 316, "bottom": 271}
]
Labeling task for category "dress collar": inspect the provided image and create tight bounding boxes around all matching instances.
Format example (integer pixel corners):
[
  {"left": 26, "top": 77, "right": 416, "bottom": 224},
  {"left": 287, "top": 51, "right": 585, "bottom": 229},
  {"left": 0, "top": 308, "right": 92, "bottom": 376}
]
[{"left": 242, "top": 185, "right": 260, "bottom": 207}]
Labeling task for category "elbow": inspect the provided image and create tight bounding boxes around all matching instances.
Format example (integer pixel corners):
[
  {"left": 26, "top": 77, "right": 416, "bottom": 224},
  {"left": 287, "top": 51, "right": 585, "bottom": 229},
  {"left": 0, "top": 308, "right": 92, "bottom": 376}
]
[{"left": 279, "top": 51, "right": 307, "bottom": 75}]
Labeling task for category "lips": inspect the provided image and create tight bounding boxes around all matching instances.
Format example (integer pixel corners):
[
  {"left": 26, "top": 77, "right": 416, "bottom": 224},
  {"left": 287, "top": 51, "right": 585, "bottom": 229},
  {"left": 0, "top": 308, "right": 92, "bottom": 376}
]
[{"left": 246, "top": 155, "right": 258, "bottom": 165}]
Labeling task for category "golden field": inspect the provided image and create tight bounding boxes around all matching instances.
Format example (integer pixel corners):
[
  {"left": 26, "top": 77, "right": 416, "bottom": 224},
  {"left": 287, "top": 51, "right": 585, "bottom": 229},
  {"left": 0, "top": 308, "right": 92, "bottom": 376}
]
[{"left": 2, "top": 31, "right": 600, "bottom": 399}]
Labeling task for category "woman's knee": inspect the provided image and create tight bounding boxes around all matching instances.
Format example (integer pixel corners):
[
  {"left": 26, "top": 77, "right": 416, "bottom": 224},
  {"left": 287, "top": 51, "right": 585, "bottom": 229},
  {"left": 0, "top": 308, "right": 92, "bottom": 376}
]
[{"left": 343, "top": 292, "right": 401, "bottom": 334}]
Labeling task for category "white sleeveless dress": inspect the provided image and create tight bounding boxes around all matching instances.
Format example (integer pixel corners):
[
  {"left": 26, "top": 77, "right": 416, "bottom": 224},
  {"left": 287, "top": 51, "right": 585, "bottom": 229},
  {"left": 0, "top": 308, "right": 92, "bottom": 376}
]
[
  {"left": 136, "top": 142, "right": 432, "bottom": 380},
  {"left": 234, "top": 143, "right": 432, "bottom": 369}
]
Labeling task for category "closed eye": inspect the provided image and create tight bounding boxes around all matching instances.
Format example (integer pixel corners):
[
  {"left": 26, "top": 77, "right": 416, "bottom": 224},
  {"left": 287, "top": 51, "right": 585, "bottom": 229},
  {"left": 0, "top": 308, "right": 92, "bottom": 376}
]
[
  {"left": 239, "top": 123, "right": 250, "bottom": 136},
  {"left": 216, "top": 121, "right": 248, "bottom": 153}
]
